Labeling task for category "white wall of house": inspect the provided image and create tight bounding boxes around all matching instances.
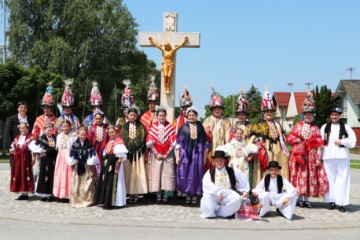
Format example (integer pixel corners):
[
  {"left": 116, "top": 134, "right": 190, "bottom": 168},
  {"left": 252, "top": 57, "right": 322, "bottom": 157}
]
[
  {"left": 286, "top": 92, "right": 298, "bottom": 118},
  {"left": 345, "top": 93, "right": 360, "bottom": 127}
]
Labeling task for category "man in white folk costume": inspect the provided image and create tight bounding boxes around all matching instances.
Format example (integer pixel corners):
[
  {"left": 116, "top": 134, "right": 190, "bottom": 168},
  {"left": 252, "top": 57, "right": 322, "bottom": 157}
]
[
  {"left": 200, "top": 150, "right": 249, "bottom": 218},
  {"left": 252, "top": 161, "right": 297, "bottom": 220},
  {"left": 320, "top": 107, "right": 356, "bottom": 212}
]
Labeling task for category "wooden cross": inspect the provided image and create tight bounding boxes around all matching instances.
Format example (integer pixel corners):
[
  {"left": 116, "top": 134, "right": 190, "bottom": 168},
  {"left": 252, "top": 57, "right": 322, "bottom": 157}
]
[{"left": 139, "top": 12, "right": 200, "bottom": 122}]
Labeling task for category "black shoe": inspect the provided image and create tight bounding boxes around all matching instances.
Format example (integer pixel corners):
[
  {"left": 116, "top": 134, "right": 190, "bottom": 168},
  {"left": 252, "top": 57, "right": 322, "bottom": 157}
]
[
  {"left": 40, "top": 197, "right": 48, "bottom": 202},
  {"left": 47, "top": 196, "right": 54, "bottom": 202},
  {"left": 328, "top": 202, "right": 336, "bottom": 210},
  {"left": 303, "top": 201, "right": 312, "bottom": 208},
  {"left": 276, "top": 208, "right": 285, "bottom": 218},
  {"left": 226, "top": 214, "right": 235, "bottom": 219},
  {"left": 297, "top": 200, "right": 304, "bottom": 208},
  {"left": 16, "top": 195, "right": 29, "bottom": 201},
  {"left": 339, "top": 206, "right": 346, "bottom": 212}
]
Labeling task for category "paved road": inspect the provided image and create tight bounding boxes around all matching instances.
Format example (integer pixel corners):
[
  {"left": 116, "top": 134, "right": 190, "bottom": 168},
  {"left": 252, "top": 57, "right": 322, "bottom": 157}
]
[
  {"left": 1, "top": 218, "right": 360, "bottom": 240},
  {"left": 0, "top": 163, "right": 359, "bottom": 239}
]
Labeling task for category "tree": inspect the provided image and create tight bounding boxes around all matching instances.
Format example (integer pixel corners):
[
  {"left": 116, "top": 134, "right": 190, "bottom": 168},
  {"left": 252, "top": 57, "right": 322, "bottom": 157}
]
[
  {"left": 314, "top": 85, "right": 340, "bottom": 127},
  {"left": 0, "top": 62, "right": 64, "bottom": 120},
  {"left": 8, "top": 0, "right": 160, "bottom": 120},
  {"left": 200, "top": 85, "right": 262, "bottom": 124},
  {"left": 245, "top": 85, "right": 262, "bottom": 124},
  {"left": 0, "top": 62, "right": 64, "bottom": 156}
]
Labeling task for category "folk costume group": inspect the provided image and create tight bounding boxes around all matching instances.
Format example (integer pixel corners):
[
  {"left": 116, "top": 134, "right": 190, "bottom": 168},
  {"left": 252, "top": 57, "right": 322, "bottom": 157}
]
[{"left": 6, "top": 79, "right": 356, "bottom": 220}]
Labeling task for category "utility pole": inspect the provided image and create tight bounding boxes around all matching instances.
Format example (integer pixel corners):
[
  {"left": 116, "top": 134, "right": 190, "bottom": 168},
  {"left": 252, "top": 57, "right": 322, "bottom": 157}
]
[
  {"left": 305, "top": 82, "right": 313, "bottom": 91},
  {"left": 288, "top": 82, "right": 294, "bottom": 92},
  {"left": 2, "top": 0, "right": 6, "bottom": 64},
  {"left": 346, "top": 67, "right": 355, "bottom": 80}
]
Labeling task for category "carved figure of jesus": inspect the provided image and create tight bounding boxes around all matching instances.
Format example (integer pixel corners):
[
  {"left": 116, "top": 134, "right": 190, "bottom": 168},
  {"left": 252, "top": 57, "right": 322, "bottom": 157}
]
[{"left": 148, "top": 36, "right": 188, "bottom": 94}]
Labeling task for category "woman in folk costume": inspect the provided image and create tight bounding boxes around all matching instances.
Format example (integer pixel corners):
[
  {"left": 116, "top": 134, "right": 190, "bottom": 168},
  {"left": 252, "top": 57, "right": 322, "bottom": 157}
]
[
  {"left": 146, "top": 106, "right": 177, "bottom": 204},
  {"left": 29, "top": 123, "right": 57, "bottom": 202},
  {"left": 202, "top": 87, "right": 232, "bottom": 171},
  {"left": 116, "top": 80, "right": 134, "bottom": 133},
  {"left": 88, "top": 109, "right": 109, "bottom": 177},
  {"left": 9, "top": 122, "right": 35, "bottom": 200},
  {"left": 224, "top": 127, "right": 258, "bottom": 182},
  {"left": 140, "top": 79, "right": 159, "bottom": 132},
  {"left": 67, "top": 127, "right": 99, "bottom": 207},
  {"left": 54, "top": 79, "right": 80, "bottom": 135},
  {"left": 120, "top": 107, "right": 148, "bottom": 203},
  {"left": 97, "top": 126, "right": 128, "bottom": 209},
  {"left": 249, "top": 89, "right": 289, "bottom": 188},
  {"left": 32, "top": 83, "right": 57, "bottom": 139},
  {"left": 286, "top": 91, "right": 329, "bottom": 208},
  {"left": 83, "top": 82, "right": 110, "bottom": 131},
  {"left": 31, "top": 84, "right": 57, "bottom": 189},
  {"left": 231, "top": 89, "right": 252, "bottom": 140},
  {"left": 176, "top": 107, "right": 209, "bottom": 206},
  {"left": 53, "top": 120, "right": 78, "bottom": 200},
  {"left": 173, "top": 87, "right": 193, "bottom": 135}
]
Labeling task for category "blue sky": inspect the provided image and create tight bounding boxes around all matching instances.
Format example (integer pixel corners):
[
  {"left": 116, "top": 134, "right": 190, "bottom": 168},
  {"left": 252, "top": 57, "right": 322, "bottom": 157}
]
[
  {"left": 1, "top": 1, "right": 360, "bottom": 117},
  {"left": 123, "top": 0, "right": 360, "bottom": 117}
]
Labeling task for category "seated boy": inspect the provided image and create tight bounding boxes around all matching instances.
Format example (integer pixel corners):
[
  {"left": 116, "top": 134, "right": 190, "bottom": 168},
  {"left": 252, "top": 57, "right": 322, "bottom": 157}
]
[
  {"left": 252, "top": 161, "right": 297, "bottom": 220},
  {"left": 200, "top": 150, "right": 249, "bottom": 218}
]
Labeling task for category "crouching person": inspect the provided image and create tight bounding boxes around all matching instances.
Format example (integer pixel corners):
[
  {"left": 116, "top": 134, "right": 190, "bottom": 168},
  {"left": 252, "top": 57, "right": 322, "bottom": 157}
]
[
  {"left": 200, "top": 150, "right": 249, "bottom": 218},
  {"left": 252, "top": 161, "right": 297, "bottom": 220}
]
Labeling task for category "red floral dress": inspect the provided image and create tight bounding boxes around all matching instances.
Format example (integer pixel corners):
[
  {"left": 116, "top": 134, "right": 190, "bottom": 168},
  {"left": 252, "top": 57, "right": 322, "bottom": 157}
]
[
  {"left": 286, "top": 121, "right": 329, "bottom": 197},
  {"left": 10, "top": 134, "right": 35, "bottom": 193}
]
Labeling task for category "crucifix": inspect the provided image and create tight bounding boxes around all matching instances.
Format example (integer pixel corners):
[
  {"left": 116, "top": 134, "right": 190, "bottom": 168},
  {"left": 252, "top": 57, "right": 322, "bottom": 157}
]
[{"left": 139, "top": 12, "right": 200, "bottom": 122}]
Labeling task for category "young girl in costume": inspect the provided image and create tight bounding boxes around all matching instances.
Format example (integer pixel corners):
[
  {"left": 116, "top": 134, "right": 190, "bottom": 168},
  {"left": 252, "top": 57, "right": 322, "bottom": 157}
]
[
  {"left": 68, "top": 127, "right": 99, "bottom": 207},
  {"left": 97, "top": 126, "right": 128, "bottom": 209},
  {"left": 10, "top": 122, "right": 35, "bottom": 200},
  {"left": 29, "top": 123, "right": 57, "bottom": 202},
  {"left": 53, "top": 120, "right": 78, "bottom": 200}
]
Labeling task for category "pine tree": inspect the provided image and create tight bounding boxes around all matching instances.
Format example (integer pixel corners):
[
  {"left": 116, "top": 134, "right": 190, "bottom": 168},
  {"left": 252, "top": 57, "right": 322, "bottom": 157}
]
[{"left": 314, "top": 85, "right": 340, "bottom": 127}]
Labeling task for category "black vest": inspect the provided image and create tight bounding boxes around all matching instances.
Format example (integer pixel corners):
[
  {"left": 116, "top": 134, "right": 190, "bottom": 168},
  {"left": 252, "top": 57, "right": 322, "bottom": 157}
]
[
  {"left": 264, "top": 174, "right": 283, "bottom": 194},
  {"left": 324, "top": 122, "right": 348, "bottom": 148},
  {"left": 210, "top": 166, "right": 237, "bottom": 191}
]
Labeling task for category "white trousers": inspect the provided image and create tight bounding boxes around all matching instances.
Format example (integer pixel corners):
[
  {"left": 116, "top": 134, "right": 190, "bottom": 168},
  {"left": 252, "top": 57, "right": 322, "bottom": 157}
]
[
  {"left": 323, "top": 158, "right": 350, "bottom": 206},
  {"left": 258, "top": 192, "right": 297, "bottom": 220},
  {"left": 200, "top": 189, "right": 241, "bottom": 218}
]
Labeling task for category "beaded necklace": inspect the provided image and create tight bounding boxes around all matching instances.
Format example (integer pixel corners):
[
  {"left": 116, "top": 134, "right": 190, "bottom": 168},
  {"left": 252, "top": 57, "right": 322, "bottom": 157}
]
[
  {"left": 213, "top": 116, "right": 223, "bottom": 130},
  {"left": 266, "top": 120, "right": 278, "bottom": 140},
  {"left": 233, "top": 140, "right": 246, "bottom": 158},
  {"left": 105, "top": 139, "right": 115, "bottom": 154},
  {"left": 60, "top": 133, "right": 69, "bottom": 149},
  {"left": 129, "top": 122, "right": 137, "bottom": 139},
  {"left": 301, "top": 122, "right": 311, "bottom": 140},
  {"left": 96, "top": 125, "right": 104, "bottom": 142},
  {"left": 158, "top": 122, "right": 165, "bottom": 142},
  {"left": 47, "top": 135, "right": 55, "bottom": 147},
  {"left": 189, "top": 122, "right": 197, "bottom": 140}
]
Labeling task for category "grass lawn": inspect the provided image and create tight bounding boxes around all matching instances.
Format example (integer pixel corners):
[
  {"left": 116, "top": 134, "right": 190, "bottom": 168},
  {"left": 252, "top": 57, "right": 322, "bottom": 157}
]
[
  {"left": 351, "top": 159, "right": 360, "bottom": 169},
  {"left": 0, "top": 156, "right": 9, "bottom": 163}
]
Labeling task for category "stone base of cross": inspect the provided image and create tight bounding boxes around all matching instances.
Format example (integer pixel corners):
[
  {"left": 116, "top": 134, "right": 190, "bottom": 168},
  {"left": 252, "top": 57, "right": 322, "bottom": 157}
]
[{"left": 139, "top": 12, "right": 200, "bottom": 123}]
